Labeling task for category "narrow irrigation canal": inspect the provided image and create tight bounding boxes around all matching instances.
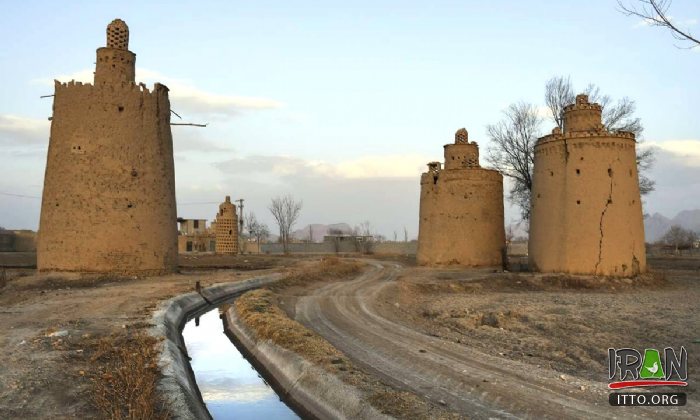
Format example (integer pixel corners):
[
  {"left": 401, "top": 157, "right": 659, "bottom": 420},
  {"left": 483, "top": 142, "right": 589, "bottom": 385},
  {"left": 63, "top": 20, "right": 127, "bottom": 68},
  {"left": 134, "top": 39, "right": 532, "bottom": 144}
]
[{"left": 182, "top": 308, "right": 299, "bottom": 419}]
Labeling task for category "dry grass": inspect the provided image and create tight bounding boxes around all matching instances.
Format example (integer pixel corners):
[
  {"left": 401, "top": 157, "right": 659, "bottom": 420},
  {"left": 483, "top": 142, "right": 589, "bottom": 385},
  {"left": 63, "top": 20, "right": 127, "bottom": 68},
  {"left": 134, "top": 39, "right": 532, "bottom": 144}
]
[
  {"left": 270, "top": 256, "right": 363, "bottom": 290},
  {"left": 235, "top": 288, "right": 461, "bottom": 419},
  {"left": 9, "top": 273, "right": 133, "bottom": 291},
  {"left": 411, "top": 271, "right": 667, "bottom": 295},
  {"left": 85, "top": 332, "right": 170, "bottom": 420},
  {"left": 236, "top": 289, "right": 344, "bottom": 365}
]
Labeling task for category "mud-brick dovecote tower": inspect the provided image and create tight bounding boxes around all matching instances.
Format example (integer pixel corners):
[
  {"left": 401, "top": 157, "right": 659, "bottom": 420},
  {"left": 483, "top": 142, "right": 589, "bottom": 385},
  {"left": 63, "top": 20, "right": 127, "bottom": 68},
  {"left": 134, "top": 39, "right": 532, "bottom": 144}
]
[
  {"left": 37, "top": 19, "right": 178, "bottom": 274},
  {"left": 529, "top": 94, "right": 646, "bottom": 277},
  {"left": 215, "top": 196, "right": 239, "bottom": 255},
  {"left": 417, "top": 128, "right": 506, "bottom": 266}
]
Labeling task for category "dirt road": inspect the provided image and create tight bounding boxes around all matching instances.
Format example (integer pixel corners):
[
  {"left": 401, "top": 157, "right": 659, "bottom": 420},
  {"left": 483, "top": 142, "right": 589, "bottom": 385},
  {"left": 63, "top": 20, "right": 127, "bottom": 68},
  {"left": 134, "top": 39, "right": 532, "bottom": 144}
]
[{"left": 293, "top": 261, "right": 698, "bottom": 419}]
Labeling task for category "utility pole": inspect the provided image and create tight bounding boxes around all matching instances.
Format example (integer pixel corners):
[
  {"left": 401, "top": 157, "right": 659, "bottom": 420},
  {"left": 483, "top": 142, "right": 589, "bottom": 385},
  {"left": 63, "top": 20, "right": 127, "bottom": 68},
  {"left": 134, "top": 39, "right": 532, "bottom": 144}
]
[{"left": 235, "top": 198, "right": 244, "bottom": 254}]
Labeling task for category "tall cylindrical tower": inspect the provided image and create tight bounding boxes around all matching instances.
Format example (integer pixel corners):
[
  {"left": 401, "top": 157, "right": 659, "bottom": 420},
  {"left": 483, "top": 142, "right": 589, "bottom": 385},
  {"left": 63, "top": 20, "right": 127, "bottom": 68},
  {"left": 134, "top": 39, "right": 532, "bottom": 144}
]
[
  {"left": 215, "top": 196, "right": 239, "bottom": 255},
  {"left": 529, "top": 94, "right": 646, "bottom": 277},
  {"left": 37, "top": 19, "right": 178, "bottom": 274},
  {"left": 417, "top": 128, "right": 505, "bottom": 266}
]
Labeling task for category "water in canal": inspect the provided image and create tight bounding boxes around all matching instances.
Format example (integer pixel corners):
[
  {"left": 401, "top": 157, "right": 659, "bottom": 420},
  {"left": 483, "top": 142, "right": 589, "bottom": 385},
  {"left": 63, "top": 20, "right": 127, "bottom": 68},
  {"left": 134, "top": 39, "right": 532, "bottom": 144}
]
[{"left": 182, "top": 308, "right": 299, "bottom": 419}]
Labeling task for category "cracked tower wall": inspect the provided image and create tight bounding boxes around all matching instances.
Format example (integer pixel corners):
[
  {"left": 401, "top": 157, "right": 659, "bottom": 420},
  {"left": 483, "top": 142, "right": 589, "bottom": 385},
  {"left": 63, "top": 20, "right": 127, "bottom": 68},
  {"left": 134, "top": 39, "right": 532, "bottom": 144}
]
[
  {"left": 529, "top": 94, "right": 646, "bottom": 277},
  {"left": 37, "top": 19, "right": 178, "bottom": 274},
  {"left": 215, "top": 196, "right": 238, "bottom": 255},
  {"left": 417, "top": 128, "right": 505, "bottom": 266}
]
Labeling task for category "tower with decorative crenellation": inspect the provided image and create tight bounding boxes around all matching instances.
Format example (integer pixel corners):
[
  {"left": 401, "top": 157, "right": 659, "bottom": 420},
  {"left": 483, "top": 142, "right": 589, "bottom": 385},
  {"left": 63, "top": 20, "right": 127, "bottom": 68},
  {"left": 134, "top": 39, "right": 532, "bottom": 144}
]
[
  {"left": 417, "top": 128, "right": 505, "bottom": 266},
  {"left": 215, "top": 196, "right": 239, "bottom": 254},
  {"left": 37, "top": 19, "right": 178, "bottom": 274},
  {"left": 529, "top": 94, "right": 646, "bottom": 276}
]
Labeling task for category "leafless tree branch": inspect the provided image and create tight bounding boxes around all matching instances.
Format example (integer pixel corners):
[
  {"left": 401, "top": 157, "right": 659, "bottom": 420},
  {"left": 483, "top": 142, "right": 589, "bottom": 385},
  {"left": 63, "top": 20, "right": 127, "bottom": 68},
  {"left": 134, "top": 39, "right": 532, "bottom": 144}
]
[
  {"left": 618, "top": 0, "right": 700, "bottom": 48},
  {"left": 268, "top": 194, "right": 302, "bottom": 254}
]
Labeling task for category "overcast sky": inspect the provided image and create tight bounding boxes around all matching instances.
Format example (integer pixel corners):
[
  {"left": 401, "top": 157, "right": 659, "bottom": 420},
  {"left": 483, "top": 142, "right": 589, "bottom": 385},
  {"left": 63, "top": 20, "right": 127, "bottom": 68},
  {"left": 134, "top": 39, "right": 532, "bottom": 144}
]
[{"left": 1, "top": 0, "right": 698, "bottom": 238}]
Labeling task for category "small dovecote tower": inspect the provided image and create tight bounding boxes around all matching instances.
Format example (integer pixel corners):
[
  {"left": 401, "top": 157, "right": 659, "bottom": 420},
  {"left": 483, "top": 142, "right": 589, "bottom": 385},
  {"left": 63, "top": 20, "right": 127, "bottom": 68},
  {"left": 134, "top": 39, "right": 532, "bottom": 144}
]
[
  {"left": 94, "top": 19, "right": 136, "bottom": 85},
  {"left": 215, "top": 196, "right": 239, "bottom": 255},
  {"left": 417, "top": 128, "right": 505, "bottom": 266},
  {"left": 529, "top": 94, "right": 646, "bottom": 277},
  {"left": 37, "top": 19, "right": 178, "bottom": 275}
]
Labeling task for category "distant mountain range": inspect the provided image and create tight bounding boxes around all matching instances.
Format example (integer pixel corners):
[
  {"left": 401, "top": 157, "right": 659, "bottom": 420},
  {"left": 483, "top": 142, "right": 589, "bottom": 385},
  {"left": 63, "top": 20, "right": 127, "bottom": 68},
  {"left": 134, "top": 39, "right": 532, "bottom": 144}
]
[
  {"left": 644, "top": 210, "right": 700, "bottom": 243},
  {"left": 291, "top": 223, "right": 354, "bottom": 242}
]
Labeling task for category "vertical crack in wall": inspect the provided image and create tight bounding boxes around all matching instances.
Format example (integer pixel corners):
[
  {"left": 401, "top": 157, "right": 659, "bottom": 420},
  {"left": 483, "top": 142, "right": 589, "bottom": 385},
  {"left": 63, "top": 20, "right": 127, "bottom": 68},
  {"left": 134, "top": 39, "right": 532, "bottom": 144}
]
[
  {"left": 563, "top": 137, "right": 570, "bottom": 162},
  {"left": 595, "top": 168, "right": 614, "bottom": 275}
]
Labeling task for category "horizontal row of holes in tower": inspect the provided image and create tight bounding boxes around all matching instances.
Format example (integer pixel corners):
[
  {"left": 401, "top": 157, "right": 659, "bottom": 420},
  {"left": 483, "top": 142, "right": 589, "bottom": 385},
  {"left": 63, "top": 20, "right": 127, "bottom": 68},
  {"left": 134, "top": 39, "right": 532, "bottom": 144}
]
[
  {"left": 543, "top": 167, "right": 635, "bottom": 177},
  {"left": 98, "top": 55, "right": 132, "bottom": 65}
]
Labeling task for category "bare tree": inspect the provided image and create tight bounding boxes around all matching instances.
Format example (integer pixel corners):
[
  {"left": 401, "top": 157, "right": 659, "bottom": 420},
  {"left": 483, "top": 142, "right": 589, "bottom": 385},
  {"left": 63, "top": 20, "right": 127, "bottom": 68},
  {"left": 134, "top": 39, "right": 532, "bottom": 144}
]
[
  {"left": 660, "top": 225, "right": 698, "bottom": 252},
  {"left": 486, "top": 102, "right": 542, "bottom": 221},
  {"left": 355, "top": 220, "right": 375, "bottom": 254},
  {"left": 618, "top": 0, "right": 700, "bottom": 48},
  {"left": 268, "top": 194, "right": 302, "bottom": 254},
  {"left": 245, "top": 213, "right": 270, "bottom": 253},
  {"left": 544, "top": 76, "right": 655, "bottom": 195}
]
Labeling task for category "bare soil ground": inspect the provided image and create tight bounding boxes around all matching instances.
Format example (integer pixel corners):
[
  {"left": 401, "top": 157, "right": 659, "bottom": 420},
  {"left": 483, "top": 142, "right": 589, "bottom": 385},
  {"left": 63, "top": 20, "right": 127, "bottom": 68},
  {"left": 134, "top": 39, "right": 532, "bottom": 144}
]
[
  {"left": 283, "top": 257, "right": 699, "bottom": 418},
  {"left": 1, "top": 252, "right": 697, "bottom": 418},
  {"left": 0, "top": 254, "right": 297, "bottom": 419},
  {"left": 235, "top": 258, "right": 460, "bottom": 419},
  {"left": 382, "top": 264, "right": 699, "bottom": 387}
]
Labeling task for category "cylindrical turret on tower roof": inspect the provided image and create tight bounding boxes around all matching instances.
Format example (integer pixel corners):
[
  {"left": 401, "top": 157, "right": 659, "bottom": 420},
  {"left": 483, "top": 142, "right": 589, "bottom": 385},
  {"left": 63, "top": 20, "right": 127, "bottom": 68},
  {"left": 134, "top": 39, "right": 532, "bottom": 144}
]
[{"left": 94, "top": 18, "right": 136, "bottom": 85}]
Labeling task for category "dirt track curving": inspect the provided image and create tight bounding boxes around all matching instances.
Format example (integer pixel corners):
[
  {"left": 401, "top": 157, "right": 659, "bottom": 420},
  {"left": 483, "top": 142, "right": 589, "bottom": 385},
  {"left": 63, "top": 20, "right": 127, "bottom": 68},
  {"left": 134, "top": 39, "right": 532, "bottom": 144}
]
[{"left": 293, "top": 261, "right": 699, "bottom": 419}]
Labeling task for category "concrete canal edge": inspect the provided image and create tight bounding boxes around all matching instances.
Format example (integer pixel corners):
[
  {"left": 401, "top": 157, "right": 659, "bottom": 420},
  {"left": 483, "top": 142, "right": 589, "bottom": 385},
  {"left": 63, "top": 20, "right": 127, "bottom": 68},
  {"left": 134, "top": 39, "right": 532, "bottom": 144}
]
[
  {"left": 150, "top": 275, "right": 278, "bottom": 420},
  {"left": 223, "top": 307, "right": 391, "bottom": 420}
]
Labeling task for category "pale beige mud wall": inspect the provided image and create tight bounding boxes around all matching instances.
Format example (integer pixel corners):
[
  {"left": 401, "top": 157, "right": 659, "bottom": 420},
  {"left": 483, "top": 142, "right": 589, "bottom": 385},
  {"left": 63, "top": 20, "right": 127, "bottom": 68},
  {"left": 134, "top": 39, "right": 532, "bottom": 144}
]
[
  {"left": 529, "top": 96, "right": 646, "bottom": 277},
  {"left": 417, "top": 130, "right": 505, "bottom": 266},
  {"left": 37, "top": 81, "right": 177, "bottom": 274},
  {"left": 37, "top": 19, "right": 177, "bottom": 274}
]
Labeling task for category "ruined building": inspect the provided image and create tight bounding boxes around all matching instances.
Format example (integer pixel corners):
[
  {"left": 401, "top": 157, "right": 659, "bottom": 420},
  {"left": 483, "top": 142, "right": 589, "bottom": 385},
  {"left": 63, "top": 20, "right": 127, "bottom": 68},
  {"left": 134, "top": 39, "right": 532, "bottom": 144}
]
[
  {"left": 177, "top": 218, "right": 215, "bottom": 253},
  {"left": 529, "top": 94, "right": 646, "bottom": 277},
  {"left": 215, "top": 196, "right": 239, "bottom": 254},
  {"left": 417, "top": 129, "right": 505, "bottom": 266},
  {"left": 37, "top": 19, "right": 178, "bottom": 274}
]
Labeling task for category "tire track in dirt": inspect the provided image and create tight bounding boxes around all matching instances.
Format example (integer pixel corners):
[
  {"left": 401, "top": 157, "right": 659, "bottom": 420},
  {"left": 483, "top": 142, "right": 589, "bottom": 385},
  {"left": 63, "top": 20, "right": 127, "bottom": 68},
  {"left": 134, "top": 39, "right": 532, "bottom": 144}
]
[{"left": 294, "top": 261, "right": 697, "bottom": 419}]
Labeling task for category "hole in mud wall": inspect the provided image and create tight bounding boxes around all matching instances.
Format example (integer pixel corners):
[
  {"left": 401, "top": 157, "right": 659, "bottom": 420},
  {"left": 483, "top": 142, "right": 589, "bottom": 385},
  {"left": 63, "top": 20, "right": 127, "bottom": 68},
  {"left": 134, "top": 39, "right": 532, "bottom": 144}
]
[
  {"left": 576, "top": 169, "right": 580, "bottom": 175},
  {"left": 131, "top": 169, "right": 138, "bottom": 177},
  {"left": 629, "top": 169, "right": 633, "bottom": 176},
  {"left": 549, "top": 171, "right": 554, "bottom": 176},
  {"left": 608, "top": 168, "right": 613, "bottom": 177},
  {"left": 118, "top": 106, "right": 124, "bottom": 112},
  {"left": 127, "top": 203, "right": 133, "bottom": 209},
  {"left": 576, "top": 200, "right": 581, "bottom": 205}
]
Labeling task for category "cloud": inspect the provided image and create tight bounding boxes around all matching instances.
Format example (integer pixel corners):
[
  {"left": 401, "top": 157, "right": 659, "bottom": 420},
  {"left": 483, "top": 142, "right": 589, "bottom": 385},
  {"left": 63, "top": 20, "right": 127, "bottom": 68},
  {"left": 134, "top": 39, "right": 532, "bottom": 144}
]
[
  {"left": 199, "top": 381, "right": 275, "bottom": 403},
  {"left": 647, "top": 139, "right": 700, "bottom": 165},
  {"left": 214, "top": 153, "right": 428, "bottom": 180},
  {"left": 632, "top": 15, "right": 698, "bottom": 29},
  {"left": 33, "top": 68, "right": 283, "bottom": 119},
  {"left": 172, "top": 129, "right": 236, "bottom": 154},
  {"left": 0, "top": 114, "right": 49, "bottom": 146}
]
